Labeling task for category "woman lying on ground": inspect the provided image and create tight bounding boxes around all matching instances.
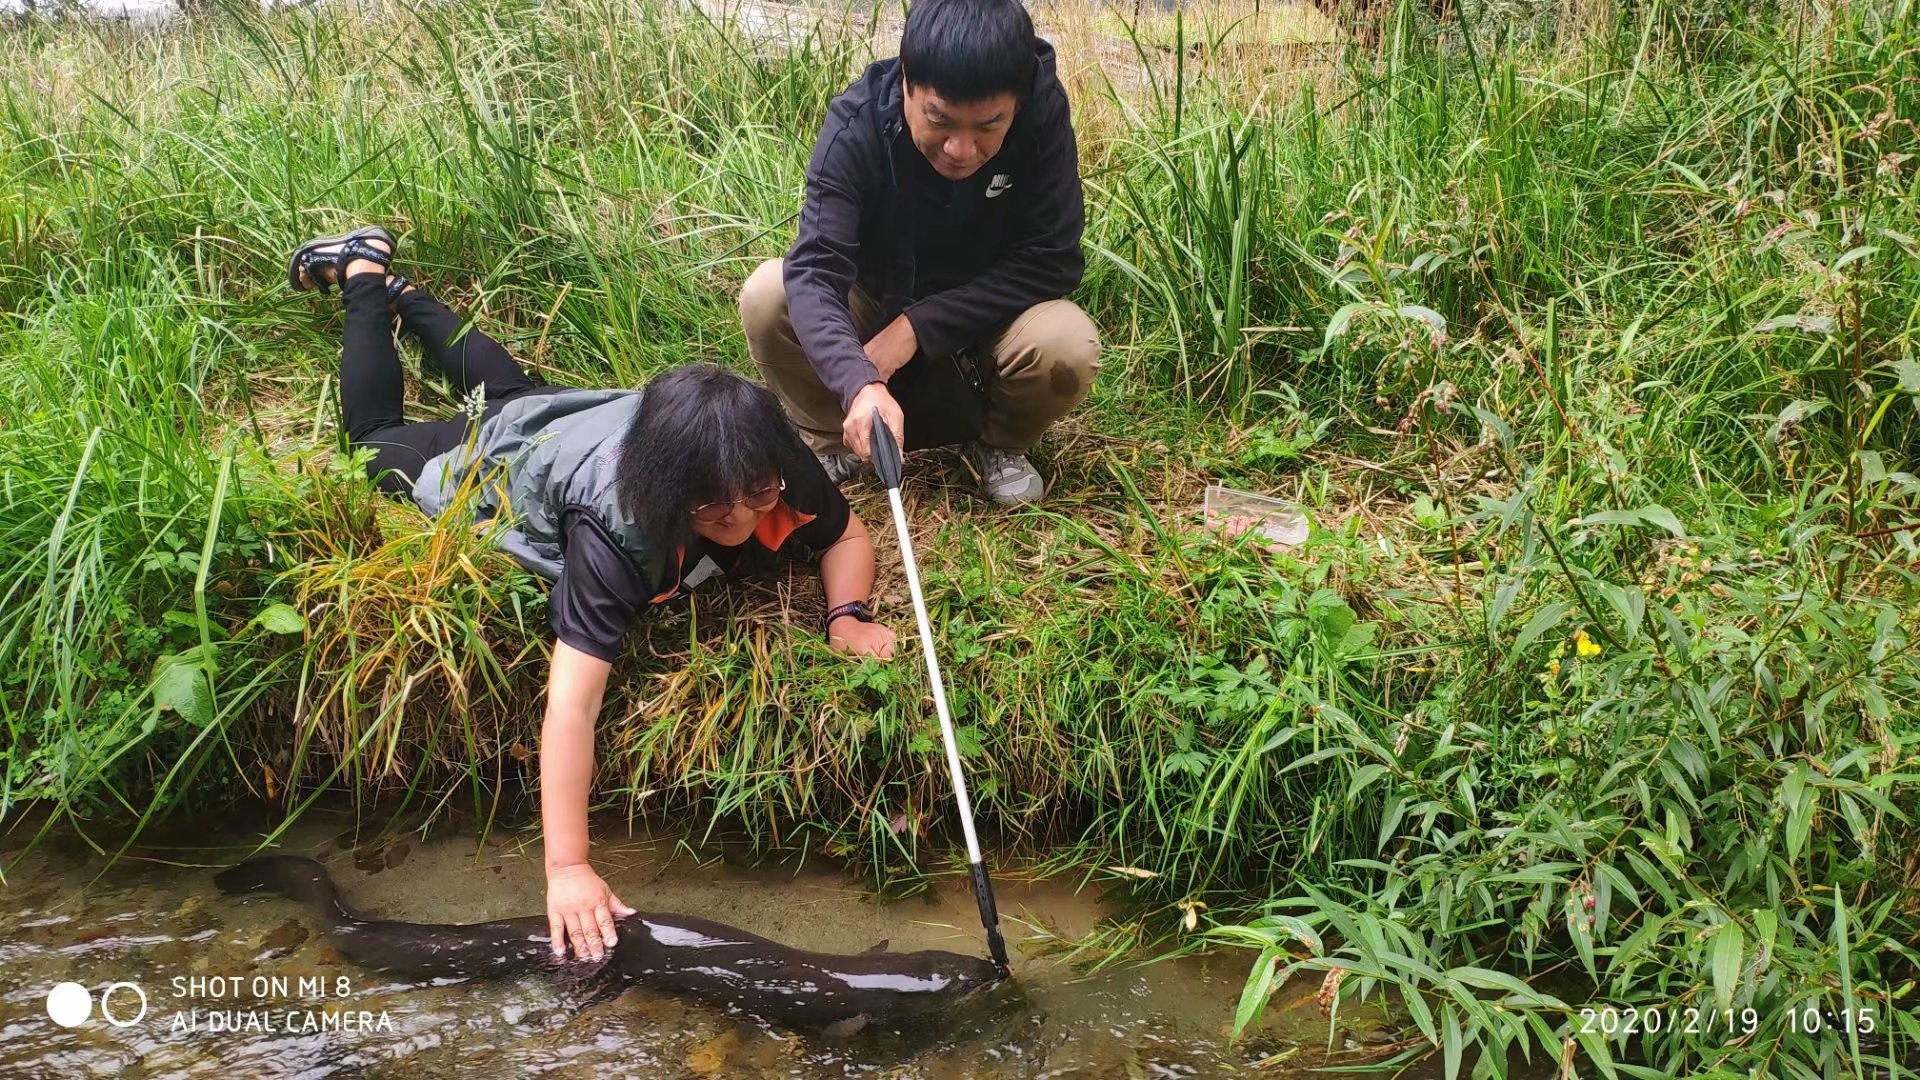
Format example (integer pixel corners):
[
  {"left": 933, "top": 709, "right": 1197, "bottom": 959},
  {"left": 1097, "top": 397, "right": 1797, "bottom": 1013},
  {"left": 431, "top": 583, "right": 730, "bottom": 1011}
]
[{"left": 289, "top": 226, "right": 898, "bottom": 964}]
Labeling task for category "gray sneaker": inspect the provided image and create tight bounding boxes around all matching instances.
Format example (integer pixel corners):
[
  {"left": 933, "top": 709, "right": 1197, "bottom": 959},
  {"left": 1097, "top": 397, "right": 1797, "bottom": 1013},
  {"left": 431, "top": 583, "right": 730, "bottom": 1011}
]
[
  {"left": 818, "top": 451, "right": 871, "bottom": 485},
  {"left": 962, "top": 443, "right": 1046, "bottom": 506}
]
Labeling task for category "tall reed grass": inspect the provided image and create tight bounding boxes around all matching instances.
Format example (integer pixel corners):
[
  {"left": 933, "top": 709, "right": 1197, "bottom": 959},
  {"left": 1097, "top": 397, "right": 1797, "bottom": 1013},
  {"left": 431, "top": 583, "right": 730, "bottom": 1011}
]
[{"left": 1, "top": 0, "right": 1916, "bottom": 1075}]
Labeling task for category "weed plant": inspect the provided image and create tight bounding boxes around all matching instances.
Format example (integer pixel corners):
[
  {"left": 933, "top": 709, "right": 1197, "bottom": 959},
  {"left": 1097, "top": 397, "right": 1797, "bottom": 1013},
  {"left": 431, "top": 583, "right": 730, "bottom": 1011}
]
[{"left": 1, "top": 0, "right": 1916, "bottom": 1075}]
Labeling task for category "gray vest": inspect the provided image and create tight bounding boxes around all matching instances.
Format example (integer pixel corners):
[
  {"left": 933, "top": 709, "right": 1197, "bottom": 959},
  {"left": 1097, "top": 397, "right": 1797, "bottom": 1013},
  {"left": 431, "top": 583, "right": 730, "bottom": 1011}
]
[{"left": 413, "top": 388, "right": 669, "bottom": 584}]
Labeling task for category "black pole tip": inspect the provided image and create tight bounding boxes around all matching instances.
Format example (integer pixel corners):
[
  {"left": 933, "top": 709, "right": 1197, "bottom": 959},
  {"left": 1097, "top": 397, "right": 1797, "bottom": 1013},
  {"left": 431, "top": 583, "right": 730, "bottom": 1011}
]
[
  {"left": 986, "top": 925, "right": 1010, "bottom": 976},
  {"left": 970, "top": 862, "right": 1008, "bottom": 971}
]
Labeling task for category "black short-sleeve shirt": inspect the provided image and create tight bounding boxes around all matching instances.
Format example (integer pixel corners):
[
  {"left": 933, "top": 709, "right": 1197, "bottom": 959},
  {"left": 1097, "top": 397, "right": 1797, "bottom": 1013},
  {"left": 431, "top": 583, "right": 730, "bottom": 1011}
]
[{"left": 547, "top": 470, "right": 851, "bottom": 662}]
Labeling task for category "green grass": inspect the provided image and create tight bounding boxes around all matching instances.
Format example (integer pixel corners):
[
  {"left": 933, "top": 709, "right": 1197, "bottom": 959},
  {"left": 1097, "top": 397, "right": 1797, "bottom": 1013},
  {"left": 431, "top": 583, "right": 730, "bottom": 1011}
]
[{"left": 2, "top": 0, "right": 1918, "bottom": 1076}]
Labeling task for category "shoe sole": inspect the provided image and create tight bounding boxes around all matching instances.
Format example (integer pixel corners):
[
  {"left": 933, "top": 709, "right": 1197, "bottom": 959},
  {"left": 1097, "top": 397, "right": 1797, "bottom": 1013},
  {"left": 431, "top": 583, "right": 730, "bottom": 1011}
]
[{"left": 985, "top": 483, "right": 1045, "bottom": 506}]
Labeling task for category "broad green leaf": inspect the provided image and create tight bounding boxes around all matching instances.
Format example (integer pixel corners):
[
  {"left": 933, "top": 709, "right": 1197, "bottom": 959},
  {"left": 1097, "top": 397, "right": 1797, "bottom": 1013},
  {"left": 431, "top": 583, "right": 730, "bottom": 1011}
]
[
  {"left": 1446, "top": 965, "right": 1546, "bottom": 1004},
  {"left": 1885, "top": 358, "right": 1920, "bottom": 394},
  {"left": 1577, "top": 504, "right": 1685, "bottom": 537},
  {"left": 1856, "top": 450, "right": 1887, "bottom": 485},
  {"left": 1769, "top": 400, "right": 1827, "bottom": 444},
  {"left": 1710, "top": 923, "right": 1744, "bottom": 1012},
  {"left": 252, "top": 603, "right": 307, "bottom": 636},
  {"left": 954, "top": 725, "right": 983, "bottom": 757},
  {"left": 1576, "top": 1024, "right": 1622, "bottom": 1080},
  {"left": 1393, "top": 304, "right": 1447, "bottom": 337},
  {"left": 1230, "top": 947, "right": 1281, "bottom": 1040},
  {"left": 1832, "top": 244, "right": 1878, "bottom": 269},
  {"left": 1349, "top": 762, "right": 1391, "bottom": 800},
  {"left": 1595, "top": 582, "right": 1647, "bottom": 639},
  {"left": 1634, "top": 504, "right": 1686, "bottom": 537},
  {"left": 1752, "top": 908, "right": 1778, "bottom": 974},
  {"left": 1442, "top": 1003, "right": 1464, "bottom": 1078},
  {"left": 1752, "top": 313, "right": 1837, "bottom": 335},
  {"left": 1250, "top": 914, "right": 1323, "bottom": 952},
  {"left": 1376, "top": 795, "right": 1407, "bottom": 854},
  {"left": 1513, "top": 602, "right": 1571, "bottom": 654},
  {"left": 149, "top": 648, "right": 216, "bottom": 730},
  {"left": 1470, "top": 406, "right": 1513, "bottom": 447},
  {"left": 1323, "top": 301, "right": 1374, "bottom": 346},
  {"left": 1783, "top": 762, "right": 1814, "bottom": 863}
]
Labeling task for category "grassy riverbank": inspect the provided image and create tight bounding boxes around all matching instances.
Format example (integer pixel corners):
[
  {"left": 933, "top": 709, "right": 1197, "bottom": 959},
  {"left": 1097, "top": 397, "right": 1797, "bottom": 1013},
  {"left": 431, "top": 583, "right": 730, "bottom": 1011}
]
[{"left": 3, "top": 0, "right": 1918, "bottom": 1075}]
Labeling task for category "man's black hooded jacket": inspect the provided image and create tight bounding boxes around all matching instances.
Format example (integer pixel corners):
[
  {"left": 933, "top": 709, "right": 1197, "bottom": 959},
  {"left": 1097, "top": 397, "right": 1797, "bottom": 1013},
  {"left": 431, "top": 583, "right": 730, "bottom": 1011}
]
[{"left": 782, "top": 38, "right": 1085, "bottom": 412}]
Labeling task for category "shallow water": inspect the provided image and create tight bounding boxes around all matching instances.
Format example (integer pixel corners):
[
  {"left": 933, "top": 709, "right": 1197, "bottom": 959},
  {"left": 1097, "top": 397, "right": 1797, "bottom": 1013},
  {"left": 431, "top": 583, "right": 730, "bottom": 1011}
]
[{"left": 0, "top": 807, "right": 1450, "bottom": 1078}]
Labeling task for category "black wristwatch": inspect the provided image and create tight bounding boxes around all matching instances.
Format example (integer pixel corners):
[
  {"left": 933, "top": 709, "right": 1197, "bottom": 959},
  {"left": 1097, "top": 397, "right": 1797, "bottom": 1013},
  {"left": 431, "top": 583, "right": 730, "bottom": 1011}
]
[{"left": 824, "top": 600, "right": 877, "bottom": 638}]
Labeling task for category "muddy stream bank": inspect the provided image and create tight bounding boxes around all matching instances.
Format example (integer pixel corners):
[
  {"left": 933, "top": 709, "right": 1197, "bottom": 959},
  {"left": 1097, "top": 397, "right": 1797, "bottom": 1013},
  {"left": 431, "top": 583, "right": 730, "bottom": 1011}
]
[{"left": 0, "top": 805, "right": 1480, "bottom": 1078}]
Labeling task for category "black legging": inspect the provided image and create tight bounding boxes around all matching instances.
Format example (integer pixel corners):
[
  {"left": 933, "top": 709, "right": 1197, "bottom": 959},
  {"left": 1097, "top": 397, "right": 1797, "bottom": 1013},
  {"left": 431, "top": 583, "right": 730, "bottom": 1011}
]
[{"left": 339, "top": 271, "right": 549, "bottom": 495}]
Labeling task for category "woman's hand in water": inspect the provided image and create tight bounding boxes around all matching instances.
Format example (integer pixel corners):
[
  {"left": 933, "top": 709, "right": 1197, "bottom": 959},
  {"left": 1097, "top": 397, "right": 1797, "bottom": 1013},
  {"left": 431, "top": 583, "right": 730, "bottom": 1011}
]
[
  {"left": 830, "top": 619, "right": 896, "bottom": 660},
  {"left": 546, "top": 863, "right": 635, "bottom": 963}
]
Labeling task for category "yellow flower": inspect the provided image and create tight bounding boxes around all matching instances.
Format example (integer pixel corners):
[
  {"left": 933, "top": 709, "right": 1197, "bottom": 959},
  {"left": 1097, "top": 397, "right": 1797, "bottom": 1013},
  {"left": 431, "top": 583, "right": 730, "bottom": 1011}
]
[
  {"left": 1576, "top": 630, "right": 1602, "bottom": 658},
  {"left": 1548, "top": 658, "right": 1561, "bottom": 676}
]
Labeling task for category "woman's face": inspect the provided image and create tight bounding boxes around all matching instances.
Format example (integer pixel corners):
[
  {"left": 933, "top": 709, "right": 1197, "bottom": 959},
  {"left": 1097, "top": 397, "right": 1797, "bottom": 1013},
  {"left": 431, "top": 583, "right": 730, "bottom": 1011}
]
[{"left": 688, "top": 477, "right": 781, "bottom": 547}]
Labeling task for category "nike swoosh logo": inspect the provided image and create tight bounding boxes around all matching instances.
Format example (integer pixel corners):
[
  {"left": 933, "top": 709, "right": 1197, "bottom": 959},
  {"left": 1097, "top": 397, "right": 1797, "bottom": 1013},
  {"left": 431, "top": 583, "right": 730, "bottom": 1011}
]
[{"left": 985, "top": 176, "right": 1012, "bottom": 198}]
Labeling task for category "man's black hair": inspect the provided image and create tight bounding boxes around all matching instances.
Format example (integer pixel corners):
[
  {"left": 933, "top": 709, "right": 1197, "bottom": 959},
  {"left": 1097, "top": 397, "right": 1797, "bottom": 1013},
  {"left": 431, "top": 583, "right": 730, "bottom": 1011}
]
[
  {"left": 616, "top": 363, "right": 814, "bottom": 552},
  {"left": 899, "top": 0, "right": 1036, "bottom": 104}
]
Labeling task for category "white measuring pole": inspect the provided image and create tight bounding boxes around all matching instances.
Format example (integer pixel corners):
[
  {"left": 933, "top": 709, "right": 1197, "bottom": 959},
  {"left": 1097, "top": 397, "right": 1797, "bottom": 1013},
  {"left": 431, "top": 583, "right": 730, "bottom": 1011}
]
[
  {"left": 868, "top": 410, "right": 1007, "bottom": 974},
  {"left": 884, "top": 484, "right": 985, "bottom": 866}
]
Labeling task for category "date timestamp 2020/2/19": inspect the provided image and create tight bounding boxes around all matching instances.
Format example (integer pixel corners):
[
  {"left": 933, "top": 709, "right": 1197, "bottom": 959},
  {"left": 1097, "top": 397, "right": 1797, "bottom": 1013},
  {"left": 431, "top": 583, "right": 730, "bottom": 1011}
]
[{"left": 1578, "top": 1005, "right": 1879, "bottom": 1038}]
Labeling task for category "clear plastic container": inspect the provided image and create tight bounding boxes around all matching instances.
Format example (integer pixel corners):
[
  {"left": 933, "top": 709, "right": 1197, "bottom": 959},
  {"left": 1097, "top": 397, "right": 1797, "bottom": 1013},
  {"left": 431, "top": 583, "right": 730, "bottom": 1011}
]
[{"left": 1203, "top": 485, "right": 1311, "bottom": 550}]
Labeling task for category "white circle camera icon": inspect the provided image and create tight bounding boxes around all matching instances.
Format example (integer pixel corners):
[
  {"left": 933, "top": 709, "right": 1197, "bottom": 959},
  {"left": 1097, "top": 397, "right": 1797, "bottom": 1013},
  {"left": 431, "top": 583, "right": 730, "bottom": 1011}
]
[
  {"left": 46, "top": 981, "right": 148, "bottom": 1028},
  {"left": 46, "top": 983, "right": 90, "bottom": 1028},
  {"left": 101, "top": 982, "right": 149, "bottom": 1027}
]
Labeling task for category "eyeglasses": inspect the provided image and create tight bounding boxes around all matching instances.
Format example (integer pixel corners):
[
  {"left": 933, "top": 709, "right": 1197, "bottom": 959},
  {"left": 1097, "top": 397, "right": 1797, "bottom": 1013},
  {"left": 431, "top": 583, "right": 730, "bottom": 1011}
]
[{"left": 690, "top": 479, "right": 784, "bottom": 523}]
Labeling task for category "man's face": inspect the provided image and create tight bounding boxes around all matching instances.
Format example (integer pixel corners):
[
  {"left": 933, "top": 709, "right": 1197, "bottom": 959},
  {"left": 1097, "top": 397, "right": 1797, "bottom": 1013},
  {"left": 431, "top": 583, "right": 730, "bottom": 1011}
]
[{"left": 901, "top": 83, "right": 1018, "bottom": 181}]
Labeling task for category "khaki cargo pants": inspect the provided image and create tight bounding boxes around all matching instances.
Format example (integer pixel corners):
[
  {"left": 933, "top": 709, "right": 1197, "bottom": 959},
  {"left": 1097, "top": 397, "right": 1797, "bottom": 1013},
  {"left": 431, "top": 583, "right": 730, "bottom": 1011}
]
[{"left": 739, "top": 258, "right": 1101, "bottom": 456}]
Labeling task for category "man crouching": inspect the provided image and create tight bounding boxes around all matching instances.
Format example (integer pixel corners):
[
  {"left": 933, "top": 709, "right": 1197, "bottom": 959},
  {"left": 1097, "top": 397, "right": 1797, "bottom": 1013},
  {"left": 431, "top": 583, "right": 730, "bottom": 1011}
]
[{"left": 741, "top": 0, "right": 1100, "bottom": 507}]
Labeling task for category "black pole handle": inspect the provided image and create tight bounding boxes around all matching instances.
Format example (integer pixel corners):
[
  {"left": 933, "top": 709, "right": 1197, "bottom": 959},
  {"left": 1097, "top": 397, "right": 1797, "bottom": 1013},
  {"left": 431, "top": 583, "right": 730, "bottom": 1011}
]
[
  {"left": 871, "top": 408, "right": 903, "bottom": 490},
  {"left": 971, "top": 862, "right": 1011, "bottom": 976}
]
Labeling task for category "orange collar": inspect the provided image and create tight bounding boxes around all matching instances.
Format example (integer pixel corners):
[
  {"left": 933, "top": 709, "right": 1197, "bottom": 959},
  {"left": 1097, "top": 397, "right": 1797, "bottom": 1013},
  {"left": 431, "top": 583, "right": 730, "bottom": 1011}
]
[
  {"left": 751, "top": 498, "right": 816, "bottom": 551},
  {"left": 646, "top": 501, "right": 816, "bottom": 606}
]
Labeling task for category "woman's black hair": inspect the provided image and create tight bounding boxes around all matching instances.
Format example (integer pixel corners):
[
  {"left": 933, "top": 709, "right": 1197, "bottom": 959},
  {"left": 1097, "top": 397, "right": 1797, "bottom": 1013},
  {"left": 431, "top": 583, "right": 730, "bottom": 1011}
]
[{"left": 615, "top": 363, "right": 816, "bottom": 552}]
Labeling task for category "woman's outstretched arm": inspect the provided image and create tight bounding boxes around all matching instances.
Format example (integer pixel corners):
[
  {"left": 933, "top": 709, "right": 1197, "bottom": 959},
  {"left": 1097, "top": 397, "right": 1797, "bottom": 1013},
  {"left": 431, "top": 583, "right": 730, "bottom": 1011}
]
[{"left": 540, "top": 642, "right": 634, "bottom": 962}]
